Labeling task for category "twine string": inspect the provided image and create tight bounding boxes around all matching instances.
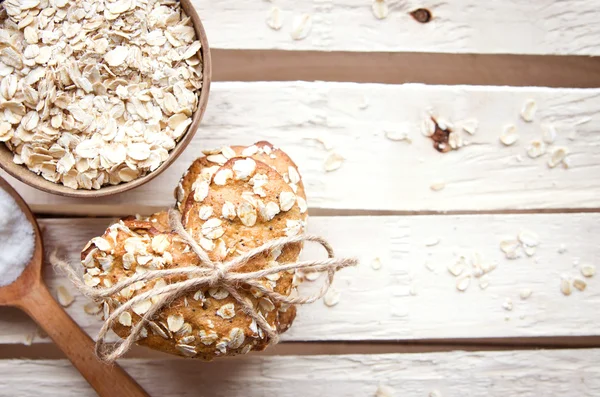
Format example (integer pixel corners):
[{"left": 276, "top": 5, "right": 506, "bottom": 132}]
[{"left": 52, "top": 208, "right": 357, "bottom": 362}]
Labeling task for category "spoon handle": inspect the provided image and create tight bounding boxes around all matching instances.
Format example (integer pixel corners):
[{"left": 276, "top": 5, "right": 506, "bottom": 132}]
[{"left": 17, "top": 283, "right": 150, "bottom": 397}]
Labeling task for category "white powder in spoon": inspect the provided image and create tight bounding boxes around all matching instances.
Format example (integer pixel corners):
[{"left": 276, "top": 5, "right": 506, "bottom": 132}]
[{"left": 0, "top": 187, "right": 35, "bottom": 287}]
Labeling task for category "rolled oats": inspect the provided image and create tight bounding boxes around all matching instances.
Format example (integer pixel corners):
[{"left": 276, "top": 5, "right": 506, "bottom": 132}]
[
  {"left": 526, "top": 140, "right": 546, "bottom": 159},
  {"left": 0, "top": 0, "right": 203, "bottom": 189},
  {"left": 290, "top": 14, "right": 312, "bottom": 40},
  {"left": 56, "top": 285, "right": 74, "bottom": 307},
  {"left": 500, "top": 125, "right": 519, "bottom": 146},
  {"left": 581, "top": 264, "right": 596, "bottom": 278},
  {"left": 542, "top": 123, "right": 557, "bottom": 144},
  {"left": 323, "top": 287, "right": 341, "bottom": 307},
  {"left": 520, "top": 99, "right": 537, "bottom": 122},
  {"left": 372, "top": 0, "right": 390, "bottom": 20},
  {"left": 548, "top": 147, "right": 569, "bottom": 168},
  {"left": 573, "top": 278, "right": 587, "bottom": 292}
]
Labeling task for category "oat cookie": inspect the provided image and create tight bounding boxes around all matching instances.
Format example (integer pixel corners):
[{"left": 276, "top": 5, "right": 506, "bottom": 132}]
[{"left": 81, "top": 144, "right": 307, "bottom": 359}]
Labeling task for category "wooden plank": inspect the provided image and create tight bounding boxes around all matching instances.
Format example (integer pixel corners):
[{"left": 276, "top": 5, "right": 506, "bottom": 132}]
[
  {"left": 194, "top": 0, "right": 600, "bottom": 55},
  {"left": 212, "top": 50, "right": 600, "bottom": 88},
  {"left": 3, "top": 82, "right": 600, "bottom": 215},
  {"left": 1, "top": 214, "right": 599, "bottom": 345},
  {"left": 2, "top": 349, "right": 600, "bottom": 396}
]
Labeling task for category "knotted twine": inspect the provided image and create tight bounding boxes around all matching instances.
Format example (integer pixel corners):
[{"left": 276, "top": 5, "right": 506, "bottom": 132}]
[{"left": 52, "top": 208, "right": 358, "bottom": 362}]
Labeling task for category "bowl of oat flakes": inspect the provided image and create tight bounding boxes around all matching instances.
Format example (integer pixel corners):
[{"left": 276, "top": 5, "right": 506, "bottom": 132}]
[{"left": 0, "top": 0, "right": 211, "bottom": 197}]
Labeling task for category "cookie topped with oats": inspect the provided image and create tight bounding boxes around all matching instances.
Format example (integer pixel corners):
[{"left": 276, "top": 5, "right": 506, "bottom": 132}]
[
  {"left": 0, "top": 0, "right": 204, "bottom": 190},
  {"left": 80, "top": 142, "right": 309, "bottom": 359}
]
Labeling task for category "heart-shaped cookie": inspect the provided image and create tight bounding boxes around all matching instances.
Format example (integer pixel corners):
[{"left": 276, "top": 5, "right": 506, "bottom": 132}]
[{"left": 81, "top": 142, "right": 308, "bottom": 359}]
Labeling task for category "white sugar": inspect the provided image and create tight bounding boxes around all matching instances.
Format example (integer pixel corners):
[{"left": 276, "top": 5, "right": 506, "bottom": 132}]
[{"left": 0, "top": 187, "right": 35, "bottom": 287}]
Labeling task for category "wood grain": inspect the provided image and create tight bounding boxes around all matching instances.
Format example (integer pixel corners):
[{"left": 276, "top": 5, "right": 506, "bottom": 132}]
[
  {"left": 3, "top": 349, "right": 600, "bottom": 396},
  {"left": 3, "top": 82, "right": 600, "bottom": 215},
  {"left": 194, "top": 0, "right": 600, "bottom": 55},
  {"left": 1, "top": 214, "right": 598, "bottom": 345}
]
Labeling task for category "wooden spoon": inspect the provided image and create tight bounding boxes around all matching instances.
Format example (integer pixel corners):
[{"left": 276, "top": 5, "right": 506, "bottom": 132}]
[{"left": 0, "top": 177, "right": 149, "bottom": 397}]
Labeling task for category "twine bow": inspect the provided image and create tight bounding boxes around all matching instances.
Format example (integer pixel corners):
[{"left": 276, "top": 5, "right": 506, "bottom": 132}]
[{"left": 52, "top": 208, "right": 358, "bottom": 362}]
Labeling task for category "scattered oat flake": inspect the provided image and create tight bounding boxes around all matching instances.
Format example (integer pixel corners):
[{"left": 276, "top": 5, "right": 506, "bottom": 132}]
[
  {"left": 324, "top": 152, "right": 345, "bottom": 172},
  {"left": 542, "top": 123, "right": 557, "bottom": 144},
  {"left": 560, "top": 278, "right": 572, "bottom": 296},
  {"left": 558, "top": 244, "right": 567, "bottom": 254},
  {"left": 573, "top": 278, "right": 587, "bottom": 291},
  {"left": 502, "top": 298, "right": 513, "bottom": 311},
  {"left": 424, "top": 237, "right": 440, "bottom": 247},
  {"left": 519, "top": 288, "right": 532, "bottom": 300},
  {"left": 430, "top": 391, "right": 442, "bottom": 397},
  {"left": 385, "top": 130, "right": 411, "bottom": 143},
  {"left": 375, "top": 384, "right": 394, "bottom": 397},
  {"left": 526, "top": 140, "right": 546, "bottom": 159},
  {"left": 448, "top": 259, "right": 466, "bottom": 277},
  {"left": 478, "top": 275, "right": 490, "bottom": 290},
  {"left": 456, "top": 275, "right": 471, "bottom": 292},
  {"left": 266, "top": 7, "right": 283, "bottom": 30},
  {"left": 421, "top": 117, "right": 436, "bottom": 137},
  {"left": 290, "top": 14, "right": 312, "bottom": 40},
  {"left": 430, "top": 182, "right": 446, "bottom": 192},
  {"left": 324, "top": 288, "right": 341, "bottom": 307},
  {"left": 581, "top": 264, "right": 596, "bottom": 278},
  {"left": 548, "top": 147, "right": 568, "bottom": 168},
  {"left": 371, "top": 257, "right": 382, "bottom": 270},
  {"left": 520, "top": 99, "right": 537, "bottom": 122},
  {"left": 524, "top": 246, "right": 536, "bottom": 257},
  {"left": 57, "top": 286, "right": 74, "bottom": 307},
  {"left": 304, "top": 271, "right": 321, "bottom": 281},
  {"left": 23, "top": 333, "right": 34, "bottom": 346},
  {"left": 518, "top": 230, "right": 539, "bottom": 247},
  {"left": 84, "top": 302, "right": 102, "bottom": 315},
  {"left": 500, "top": 240, "right": 520, "bottom": 259},
  {"left": 372, "top": 0, "right": 390, "bottom": 19},
  {"left": 424, "top": 261, "right": 435, "bottom": 272},
  {"left": 312, "top": 136, "right": 333, "bottom": 151},
  {"left": 500, "top": 124, "right": 519, "bottom": 146},
  {"left": 461, "top": 119, "right": 479, "bottom": 135}
]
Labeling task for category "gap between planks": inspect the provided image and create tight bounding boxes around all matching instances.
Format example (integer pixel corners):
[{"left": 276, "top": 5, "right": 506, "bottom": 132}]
[
  {"left": 212, "top": 50, "right": 600, "bottom": 88},
  {"left": 2, "top": 337, "right": 600, "bottom": 360},
  {"left": 31, "top": 207, "right": 600, "bottom": 218}
]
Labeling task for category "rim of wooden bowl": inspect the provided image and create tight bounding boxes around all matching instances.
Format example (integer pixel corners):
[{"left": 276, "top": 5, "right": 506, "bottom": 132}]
[{"left": 0, "top": 0, "right": 212, "bottom": 198}]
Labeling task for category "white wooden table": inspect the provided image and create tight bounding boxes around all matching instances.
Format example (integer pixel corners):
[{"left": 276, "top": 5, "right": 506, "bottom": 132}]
[{"left": 2, "top": 1, "right": 600, "bottom": 395}]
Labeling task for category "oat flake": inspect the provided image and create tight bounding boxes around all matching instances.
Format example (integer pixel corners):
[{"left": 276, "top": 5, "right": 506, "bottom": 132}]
[
  {"left": 520, "top": 99, "right": 537, "bottom": 122},
  {"left": 56, "top": 286, "right": 75, "bottom": 307},
  {"left": 290, "top": 14, "right": 312, "bottom": 40},
  {"left": 500, "top": 125, "right": 519, "bottom": 146},
  {"left": 581, "top": 264, "right": 596, "bottom": 278},
  {"left": 372, "top": 0, "right": 390, "bottom": 19},
  {"left": 573, "top": 278, "right": 587, "bottom": 291},
  {"left": 560, "top": 278, "right": 572, "bottom": 296},
  {"left": 323, "top": 288, "right": 341, "bottom": 307},
  {"left": 324, "top": 152, "right": 345, "bottom": 172},
  {"left": 267, "top": 6, "right": 283, "bottom": 30},
  {"left": 456, "top": 275, "right": 471, "bottom": 292},
  {"left": 371, "top": 257, "right": 382, "bottom": 270}
]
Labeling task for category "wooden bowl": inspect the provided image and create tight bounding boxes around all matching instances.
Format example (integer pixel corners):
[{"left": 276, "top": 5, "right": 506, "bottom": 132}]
[{"left": 0, "top": 0, "right": 211, "bottom": 198}]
